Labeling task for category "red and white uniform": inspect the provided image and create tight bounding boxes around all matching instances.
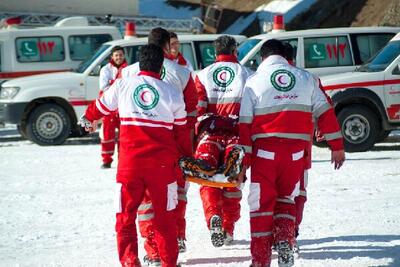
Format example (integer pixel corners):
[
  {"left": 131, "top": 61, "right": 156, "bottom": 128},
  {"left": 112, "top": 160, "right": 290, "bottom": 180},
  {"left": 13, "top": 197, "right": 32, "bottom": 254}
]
[
  {"left": 239, "top": 55, "right": 343, "bottom": 266},
  {"left": 122, "top": 55, "right": 197, "bottom": 259},
  {"left": 85, "top": 71, "right": 192, "bottom": 267},
  {"left": 294, "top": 79, "right": 331, "bottom": 237},
  {"left": 98, "top": 60, "right": 127, "bottom": 164},
  {"left": 174, "top": 52, "right": 194, "bottom": 72},
  {"left": 194, "top": 54, "right": 253, "bottom": 236},
  {"left": 122, "top": 55, "right": 197, "bottom": 127}
]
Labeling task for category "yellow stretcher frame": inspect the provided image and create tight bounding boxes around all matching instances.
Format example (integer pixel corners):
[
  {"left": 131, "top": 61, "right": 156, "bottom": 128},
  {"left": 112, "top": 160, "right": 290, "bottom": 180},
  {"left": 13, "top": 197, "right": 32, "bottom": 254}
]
[{"left": 186, "top": 176, "right": 238, "bottom": 188}]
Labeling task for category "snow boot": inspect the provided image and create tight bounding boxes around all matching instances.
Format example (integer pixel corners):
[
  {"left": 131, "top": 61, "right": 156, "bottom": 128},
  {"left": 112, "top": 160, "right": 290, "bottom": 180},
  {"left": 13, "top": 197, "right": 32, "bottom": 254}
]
[
  {"left": 178, "top": 146, "right": 244, "bottom": 187},
  {"left": 143, "top": 255, "right": 161, "bottom": 266},
  {"left": 178, "top": 157, "right": 217, "bottom": 180},
  {"left": 219, "top": 146, "right": 245, "bottom": 182},
  {"left": 277, "top": 241, "right": 294, "bottom": 267},
  {"left": 101, "top": 162, "right": 111, "bottom": 169},
  {"left": 210, "top": 215, "right": 224, "bottom": 247},
  {"left": 178, "top": 238, "right": 186, "bottom": 253}
]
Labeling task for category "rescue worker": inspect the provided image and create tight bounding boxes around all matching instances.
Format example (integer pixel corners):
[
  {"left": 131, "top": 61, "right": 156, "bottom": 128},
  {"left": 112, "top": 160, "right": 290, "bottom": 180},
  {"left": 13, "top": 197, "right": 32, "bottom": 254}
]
[
  {"left": 80, "top": 44, "right": 191, "bottom": 267},
  {"left": 238, "top": 39, "right": 345, "bottom": 267},
  {"left": 283, "top": 42, "right": 308, "bottom": 251},
  {"left": 194, "top": 35, "right": 253, "bottom": 247},
  {"left": 122, "top": 27, "right": 197, "bottom": 265},
  {"left": 169, "top": 31, "right": 194, "bottom": 72},
  {"left": 282, "top": 42, "right": 335, "bottom": 250},
  {"left": 98, "top": 46, "right": 127, "bottom": 168}
]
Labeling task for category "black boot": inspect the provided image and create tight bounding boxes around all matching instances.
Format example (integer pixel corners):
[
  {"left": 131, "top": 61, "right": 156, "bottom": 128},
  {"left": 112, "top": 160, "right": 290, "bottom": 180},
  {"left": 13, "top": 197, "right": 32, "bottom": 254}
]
[
  {"left": 210, "top": 215, "right": 224, "bottom": 247},
  {"left": 277, "top": 241, "right": 294, "bottom": 267}
]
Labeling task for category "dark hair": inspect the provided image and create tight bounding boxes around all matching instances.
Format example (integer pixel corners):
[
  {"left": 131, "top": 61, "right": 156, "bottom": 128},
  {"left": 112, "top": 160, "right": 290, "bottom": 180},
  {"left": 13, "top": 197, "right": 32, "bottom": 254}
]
[
  {"left": 169, "top": 31, "right": 178, "bottom": 39},
  {"left": 260, "top": 39, "right": 285, "bottom": 58},
  {"left": 139, "top": 44, "right": 164, "bottom": 73},
  {"left": 283, "top": 42, "right": 294, "bottom": 61},
  {"left": 148, "top": 27, "right": 170, "bottom": 49},
  {"left": 111, "top": 45, "right": 124, "bottom": 55},
  {"left": 214, "top": 35, "right": 237, "bottom": 55}
]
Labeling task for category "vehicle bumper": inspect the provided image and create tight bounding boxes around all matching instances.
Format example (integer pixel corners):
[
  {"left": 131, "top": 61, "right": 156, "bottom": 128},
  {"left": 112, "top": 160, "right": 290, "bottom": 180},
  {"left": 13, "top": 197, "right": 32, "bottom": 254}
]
[{"left": 0, "top": 102, "right": 28, "bottom": 124}]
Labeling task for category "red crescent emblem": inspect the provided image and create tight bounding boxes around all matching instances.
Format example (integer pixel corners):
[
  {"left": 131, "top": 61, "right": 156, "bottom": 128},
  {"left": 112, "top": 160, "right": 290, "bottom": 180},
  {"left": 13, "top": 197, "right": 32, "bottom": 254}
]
[
  {"left": 140, "top": 90, "right": 150, "bottom": 103},
  {"left": 277, "top": 74, "right": 288, "bottom": 85},
  {"left": 219, "top": 71, "right": 227, "bottom": 81}
]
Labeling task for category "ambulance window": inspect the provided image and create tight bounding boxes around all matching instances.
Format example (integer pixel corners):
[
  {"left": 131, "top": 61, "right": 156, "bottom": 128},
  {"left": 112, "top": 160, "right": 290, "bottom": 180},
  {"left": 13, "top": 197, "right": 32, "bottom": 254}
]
[
  {"left": 350, "top": 33, "right": 395, "bottom": 64},
  {"left": 244, "top": 39, "right": 298, "bottom": 71},
  {"left": 180, "top": 42, "right": 196, "bottom": 70},
  {"left": 281, "top": 39, "right": 298, "bottom": 64},
  {"left": 244, "top": 52, "right": 261, "bottom": 71},
  {"left": 304, "top": 36, "right": 352, "bottom": 68},
  {"left": 124, "top": 45, "right": 142, "bottom": 64},
  {"left": 16, "top": 36, "right": 64, "bottom": 62},
  {"left": 195, "top": 41, "right": 216, "bottom": 69},
  {"left": 69, "top": 34, "right": 112, "bottom": 61}
]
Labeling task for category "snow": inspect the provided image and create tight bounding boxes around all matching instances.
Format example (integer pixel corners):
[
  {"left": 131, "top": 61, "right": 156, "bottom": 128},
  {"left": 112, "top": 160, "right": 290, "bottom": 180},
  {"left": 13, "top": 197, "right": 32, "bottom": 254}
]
[
  {"left": 224, "top": 0, "right": 317, "bottom": 35},
  {"left": 256, "top": 0, "right": 317, "bottom": 23},
  {"left": 1, "top": 134, "right": 400, "bottom": 266}
]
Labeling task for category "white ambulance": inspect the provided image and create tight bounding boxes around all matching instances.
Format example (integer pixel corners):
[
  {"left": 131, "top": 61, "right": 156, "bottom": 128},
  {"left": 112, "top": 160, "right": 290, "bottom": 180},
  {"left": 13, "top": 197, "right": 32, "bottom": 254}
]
[
  {"left": 321, "top": 32, "right": 400, "bottom": 152},
  {"left": 0, "top": 17, "right": 121, "bottom": 82},
  {"left": 0, "top": 34, "right": 246, "bottom": 145},
  {"left": 238, "top": 27, "right": 400, "bottom": 77}
]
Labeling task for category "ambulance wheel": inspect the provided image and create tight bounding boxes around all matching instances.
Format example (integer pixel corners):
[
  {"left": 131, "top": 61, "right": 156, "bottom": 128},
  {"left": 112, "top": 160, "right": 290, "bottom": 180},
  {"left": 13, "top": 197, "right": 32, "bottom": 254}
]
[
  {"left": 337, "top": 105, "right": 379, "bottom": 152},
  {"left": 26, "top": 104, "right": 71, "bottom": 146}
]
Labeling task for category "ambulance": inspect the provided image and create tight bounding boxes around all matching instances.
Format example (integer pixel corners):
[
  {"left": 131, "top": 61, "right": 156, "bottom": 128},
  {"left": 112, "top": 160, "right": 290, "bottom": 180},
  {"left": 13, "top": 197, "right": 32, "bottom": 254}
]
[
  {"left": 0, "top": 34, "right": 246, "bottom": 145},
  {"left": 321, "top": 32, "right": 400, "bottom": 152},
  {"left": 238, "top": 27, "right": 400, "bottom": 77},
  {"left": 0, "top": 17, "right": 121, "bottom": 82}
]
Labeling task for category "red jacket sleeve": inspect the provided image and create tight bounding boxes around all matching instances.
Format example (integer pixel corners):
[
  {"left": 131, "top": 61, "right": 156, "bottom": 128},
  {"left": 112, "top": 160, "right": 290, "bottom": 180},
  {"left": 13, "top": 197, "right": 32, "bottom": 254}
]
[
  {"left": 238, "top": 86, "right": 256, "bottom": 168},
  {"left": 86, "top": 82, "right": 119, "bottom": 122},
  {"left": 239, "top": 122, "right": 253, "bottom": 168},
  {"left": 183, "top": 76, "right": 198, "bottom": 129},
  {"left": 316, "top": 109, "right": 344, "bottom": 151},
  {"left": 174, "top": 124, "right": 193, "bottom": 157},
  {"left": 85, "top": 99, "right": 111, "bottom": 122},
  {"left": 194, "top": 75, "right": 208, "bottom": 117},
  {"left": 314, "top": 79, "right": 344, "bottom": 151}
]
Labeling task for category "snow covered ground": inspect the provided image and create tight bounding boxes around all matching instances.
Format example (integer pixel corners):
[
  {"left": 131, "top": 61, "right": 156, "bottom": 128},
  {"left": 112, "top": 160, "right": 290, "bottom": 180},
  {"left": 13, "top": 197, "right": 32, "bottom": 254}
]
[{"left": 1, "top": 132, "right": 400, "bottom": 267}]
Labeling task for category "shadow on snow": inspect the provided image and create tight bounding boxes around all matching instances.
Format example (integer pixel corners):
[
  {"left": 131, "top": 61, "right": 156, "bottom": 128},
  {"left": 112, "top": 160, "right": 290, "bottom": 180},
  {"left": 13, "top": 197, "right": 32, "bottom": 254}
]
[{"left": 298, "top": 235, "right": 400, "bottom": 267}]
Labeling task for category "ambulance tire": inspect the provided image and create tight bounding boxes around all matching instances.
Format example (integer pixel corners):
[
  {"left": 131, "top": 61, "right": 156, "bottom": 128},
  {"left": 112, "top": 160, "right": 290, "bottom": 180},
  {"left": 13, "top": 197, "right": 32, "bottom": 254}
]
[
  {"left": 26, "top": 104, "right": 71, "bottom": 146},
  {"left": 337, "top": 105, "right": 379, "bottom": 152}
]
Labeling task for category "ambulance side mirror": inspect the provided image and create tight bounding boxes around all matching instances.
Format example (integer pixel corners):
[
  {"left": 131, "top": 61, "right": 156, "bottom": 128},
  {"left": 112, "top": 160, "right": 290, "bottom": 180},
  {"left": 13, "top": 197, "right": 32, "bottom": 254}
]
[
  {"left": 392, "top": 65, "right": 400, "bottom": 75},
  {"left": 392, "top": 64, "right": 400, "bottom": 75}
]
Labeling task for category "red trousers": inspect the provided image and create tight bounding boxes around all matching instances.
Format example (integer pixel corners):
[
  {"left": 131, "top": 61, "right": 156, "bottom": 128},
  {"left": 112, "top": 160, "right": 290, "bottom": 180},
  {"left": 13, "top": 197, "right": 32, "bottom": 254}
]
[
  {"left": 249, "top": 138, "right": 306, "bottom": 266},
  {"left": 101, "top": 112, "right": 119, "bottom": 164},
  {"left": 295, "top": 169, "right": 308, "bottom": 235},
  {"left": 115, "top": 166, "right": 178, "bottom": 267},
  {"left": 195, "top": 133, "right": 242, "bottom": 235},
  {"left": 138, "top": 173, "right": 188, "bottom": 260}
]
